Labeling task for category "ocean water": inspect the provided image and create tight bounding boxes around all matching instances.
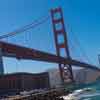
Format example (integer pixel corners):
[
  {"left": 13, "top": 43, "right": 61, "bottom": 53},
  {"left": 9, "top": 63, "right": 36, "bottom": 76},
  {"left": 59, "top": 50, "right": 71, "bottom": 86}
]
[
  {"left": 80, "top": 92, "right": 100, "bottom": 100},
  {"left": 75, "top": 79, "right": 100, "bottom": 100},
  {"left": 64, "top": 79, "right": 100, "bottom": 100},
  {"left": 80, "top": 88, "right": 100, "bottom": 100}
]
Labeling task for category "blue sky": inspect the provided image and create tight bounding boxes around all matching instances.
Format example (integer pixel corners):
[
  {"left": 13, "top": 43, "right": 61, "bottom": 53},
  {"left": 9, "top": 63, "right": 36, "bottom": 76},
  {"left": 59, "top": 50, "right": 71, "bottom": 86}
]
[{"left": 0, "top": 0, "right": 100, "bottom": 73}]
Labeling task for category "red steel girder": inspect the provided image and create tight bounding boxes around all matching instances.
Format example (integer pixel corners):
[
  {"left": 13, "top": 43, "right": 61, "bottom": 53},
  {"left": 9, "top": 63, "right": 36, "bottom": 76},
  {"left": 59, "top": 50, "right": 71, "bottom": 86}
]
[{"left": 0, "top": 41, "right": 99, "bottom": 71}]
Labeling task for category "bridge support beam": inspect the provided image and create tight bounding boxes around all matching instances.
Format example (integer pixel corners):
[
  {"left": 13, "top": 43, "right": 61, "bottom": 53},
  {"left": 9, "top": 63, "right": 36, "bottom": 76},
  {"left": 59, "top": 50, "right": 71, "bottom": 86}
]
[{"left": 0, "top": 48, "right": 4, "bottom": 74}]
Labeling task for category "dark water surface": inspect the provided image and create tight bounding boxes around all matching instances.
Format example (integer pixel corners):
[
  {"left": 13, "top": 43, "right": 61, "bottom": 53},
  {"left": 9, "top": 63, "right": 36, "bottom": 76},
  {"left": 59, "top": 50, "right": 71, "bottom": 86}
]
[
  {"left": 64, "top": 79, "right": 100, "bottom": 100},
  {"left": 77, "top": 79, "right": 100, "bottom": 100}
]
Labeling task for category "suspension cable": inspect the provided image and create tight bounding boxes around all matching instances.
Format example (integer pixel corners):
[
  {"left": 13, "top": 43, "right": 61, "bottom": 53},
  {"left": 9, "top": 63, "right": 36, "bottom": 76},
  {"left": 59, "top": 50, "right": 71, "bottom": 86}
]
[
  {"left": 0, "top": 15, "right": 49, "bottom": 39},
  {"left": 66, "top": 23, "right": 92, "bottom": 64}
]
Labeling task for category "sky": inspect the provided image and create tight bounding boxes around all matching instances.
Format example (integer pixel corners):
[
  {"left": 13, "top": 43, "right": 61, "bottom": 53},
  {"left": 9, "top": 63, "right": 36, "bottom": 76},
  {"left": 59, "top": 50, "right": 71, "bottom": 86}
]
[{"left": 0, "top": 0, "right": 100, "bottom": 73}]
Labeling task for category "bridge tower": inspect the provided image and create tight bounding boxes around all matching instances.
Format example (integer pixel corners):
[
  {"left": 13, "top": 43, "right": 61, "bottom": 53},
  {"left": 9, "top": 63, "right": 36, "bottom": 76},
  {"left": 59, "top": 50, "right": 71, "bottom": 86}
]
[{"left": 51, "top": 7, "right": 73, "bottom": 84}]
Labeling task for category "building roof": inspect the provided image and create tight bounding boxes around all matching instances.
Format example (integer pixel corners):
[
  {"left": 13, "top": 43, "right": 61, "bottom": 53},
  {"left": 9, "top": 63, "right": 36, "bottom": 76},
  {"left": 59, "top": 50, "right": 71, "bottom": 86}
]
[{"left": 0, "top": 72, "right": 49, "bottom": 78}]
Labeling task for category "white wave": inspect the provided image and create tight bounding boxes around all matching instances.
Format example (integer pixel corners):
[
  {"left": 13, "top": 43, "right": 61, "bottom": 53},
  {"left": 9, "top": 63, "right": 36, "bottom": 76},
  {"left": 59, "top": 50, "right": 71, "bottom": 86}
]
[{"left": 62, "top": 88, "right": 100, "bottom": 100}]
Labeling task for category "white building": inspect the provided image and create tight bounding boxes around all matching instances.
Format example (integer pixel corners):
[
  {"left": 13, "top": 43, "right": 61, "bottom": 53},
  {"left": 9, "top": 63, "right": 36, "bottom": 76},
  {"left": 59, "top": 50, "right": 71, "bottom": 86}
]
[
  {"left": 47, "top": 68, "right": 62, "bottom": 88},
  {"left": 84, "top": 69, "right": 100, "bottom": 83},
  {"left": 73, "top": 68, "right": 100, "bottom": 84},
  {"left": 47, "top": 68, "right": 100, "bottom": 88},
  {"left": 73, "top": 68, "right": 87, "bottom": 84}
]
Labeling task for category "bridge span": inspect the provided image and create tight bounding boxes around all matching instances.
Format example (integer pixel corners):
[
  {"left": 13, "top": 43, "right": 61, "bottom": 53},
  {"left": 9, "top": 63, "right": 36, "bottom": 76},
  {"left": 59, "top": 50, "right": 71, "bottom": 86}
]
[{"left": 0, "top": 41, "right": 99, "bottom": 72}]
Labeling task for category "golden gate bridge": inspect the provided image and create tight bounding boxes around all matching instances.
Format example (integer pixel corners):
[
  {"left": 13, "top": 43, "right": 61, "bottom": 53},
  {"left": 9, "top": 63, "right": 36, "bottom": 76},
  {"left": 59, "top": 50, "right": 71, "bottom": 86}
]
[{"left": 0, "top": 7, "right": 99, "bottom": 85}]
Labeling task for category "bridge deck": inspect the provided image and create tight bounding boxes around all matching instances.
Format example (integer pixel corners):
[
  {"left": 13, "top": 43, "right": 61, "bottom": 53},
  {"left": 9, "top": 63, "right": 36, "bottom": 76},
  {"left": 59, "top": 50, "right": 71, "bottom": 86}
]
[{"left": 0, "top": 41, "right": 99, "bottom": 71}]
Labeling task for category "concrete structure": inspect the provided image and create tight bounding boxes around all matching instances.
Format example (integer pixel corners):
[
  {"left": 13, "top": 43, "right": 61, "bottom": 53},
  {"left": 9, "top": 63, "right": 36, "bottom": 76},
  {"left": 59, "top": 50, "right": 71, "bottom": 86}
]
[
  {"left": 0, "top": 72, "right": 50, "bottom": 94},
  {"left": 73, "top": 68, "right": 87, "bottom": 84},
  {"left": 47, "top": 68, "right": 62, "bottom": 88},
  {"left": 47, "top": 68, "right": 100, "bottom": 87},
  {"left": 73, "top": 68, "right": 100, "bottom": 84},
  {"left": 84, "top": 69, "right": 100, "bottom": 83}
]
